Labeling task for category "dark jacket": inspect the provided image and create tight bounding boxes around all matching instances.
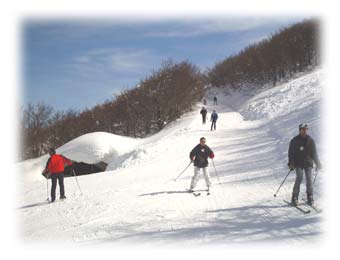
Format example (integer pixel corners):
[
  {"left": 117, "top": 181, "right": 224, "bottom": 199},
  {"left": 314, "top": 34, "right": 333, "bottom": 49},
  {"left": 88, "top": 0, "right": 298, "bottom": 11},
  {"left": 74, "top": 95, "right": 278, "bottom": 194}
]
[
  {"left": 200, "top": 108, "right": 207, "bottom": 116},
  {"left": 288, "top": 134, "right": 321, "bottom": 168},
  {"left": 211, "top": 112, "right": 218, "bottom": 122},
  {"left": 190, "top": 144, "right": 214, "bottom": 168}
]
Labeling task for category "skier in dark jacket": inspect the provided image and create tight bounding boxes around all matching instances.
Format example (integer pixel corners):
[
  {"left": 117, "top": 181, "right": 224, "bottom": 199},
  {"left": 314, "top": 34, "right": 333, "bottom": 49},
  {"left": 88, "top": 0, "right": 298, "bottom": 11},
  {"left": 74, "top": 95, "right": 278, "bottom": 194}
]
[
  {"left": 213, "top": 96, "right": 217, "bottom": 105},
  {"left": 210, "top": 110, "right": 218, "bottom": 131},
  {"left": 189, "top": 137, "right": 215, "bottom": 192},
  {"left": 200, "top": 107, "right": 208, "bottom": 124},
  {"left": 288, "top": 123, "right": 321, "bottom": 206},
  {"left": 43, "top": 148, "right": 73, "bottom": 202}
]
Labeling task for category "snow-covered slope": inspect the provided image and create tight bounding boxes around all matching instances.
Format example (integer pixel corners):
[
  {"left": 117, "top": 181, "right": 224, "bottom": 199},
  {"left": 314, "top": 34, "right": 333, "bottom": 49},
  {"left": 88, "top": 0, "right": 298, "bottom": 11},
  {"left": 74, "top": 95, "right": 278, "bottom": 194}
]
[{"left": 16, "top": 68, "right": 324, "bottom": 246}]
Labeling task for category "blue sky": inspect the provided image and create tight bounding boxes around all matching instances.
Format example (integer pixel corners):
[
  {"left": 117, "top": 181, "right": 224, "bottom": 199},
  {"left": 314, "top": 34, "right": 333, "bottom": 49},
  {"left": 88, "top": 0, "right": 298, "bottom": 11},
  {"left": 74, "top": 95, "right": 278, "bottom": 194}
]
[{"left": 22, "top": 16, "right": 306, "bottom": 111}]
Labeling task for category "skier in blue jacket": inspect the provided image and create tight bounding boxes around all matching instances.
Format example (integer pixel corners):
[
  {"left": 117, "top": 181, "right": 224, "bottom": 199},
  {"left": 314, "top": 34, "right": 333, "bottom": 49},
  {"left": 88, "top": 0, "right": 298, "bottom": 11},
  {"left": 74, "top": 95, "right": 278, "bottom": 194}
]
[{"left": 210, "top": 110, "right": 218, "bottom": 131}]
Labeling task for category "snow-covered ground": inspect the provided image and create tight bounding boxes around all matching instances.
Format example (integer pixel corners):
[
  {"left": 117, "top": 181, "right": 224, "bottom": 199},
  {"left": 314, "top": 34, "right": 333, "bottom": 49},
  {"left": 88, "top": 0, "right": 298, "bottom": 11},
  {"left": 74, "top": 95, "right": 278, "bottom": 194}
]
[{"left": 16, "top": 68, "right": 324, "bottom": 246}]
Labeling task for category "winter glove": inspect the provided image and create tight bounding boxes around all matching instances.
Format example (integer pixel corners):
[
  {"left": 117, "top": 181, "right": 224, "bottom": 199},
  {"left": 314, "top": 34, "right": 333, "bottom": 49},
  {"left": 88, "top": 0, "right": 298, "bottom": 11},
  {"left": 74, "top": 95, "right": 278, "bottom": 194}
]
[
  {"left": 209, "top": 153, "right": 215, "bottom": 159},
  {"left": 288, "top": 163, "right": 295, "bottom": 171},
  {"left": 316, "top": 163, "right": 322, "bottom": 171}
]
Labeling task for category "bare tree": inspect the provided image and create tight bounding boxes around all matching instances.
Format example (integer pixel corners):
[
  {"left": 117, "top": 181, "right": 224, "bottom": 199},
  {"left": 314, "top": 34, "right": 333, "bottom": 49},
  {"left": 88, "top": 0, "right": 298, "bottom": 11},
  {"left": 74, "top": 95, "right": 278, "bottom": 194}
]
[{"left": 21, "top": 103, "right": 54, "bottom": 158}]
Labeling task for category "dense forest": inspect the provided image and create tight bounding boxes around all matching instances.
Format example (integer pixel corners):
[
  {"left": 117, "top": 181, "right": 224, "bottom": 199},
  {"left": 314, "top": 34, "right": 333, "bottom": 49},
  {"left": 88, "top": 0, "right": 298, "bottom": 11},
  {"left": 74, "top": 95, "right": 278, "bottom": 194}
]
[
  {"left": 207, "top": 19, "right": 320, "bottom": 89},
  {"left": 20, "top": 19, "right": 320, "bottom": 160}
]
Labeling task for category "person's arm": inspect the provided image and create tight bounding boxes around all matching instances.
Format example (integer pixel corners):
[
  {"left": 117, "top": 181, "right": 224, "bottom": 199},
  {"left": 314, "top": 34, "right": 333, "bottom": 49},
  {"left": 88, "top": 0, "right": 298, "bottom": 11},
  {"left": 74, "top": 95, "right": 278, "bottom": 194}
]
[
  {"left": 44, "top": 157, "right": 51, "bottom": 173},
  {"left": 311, "top": 139, "right": 321, "bottom": 169},
  {"left": 190, "top": 145, "right": 198, "bottom": 161},
  {"left": 61, "top": 155, "right": 73, "bottom": 166},
  {"left": 207, "top": 146, "right": 214, "bottom": 158},
  {"left": 288, "top": 139, "right": 295, "bottom": 169}
]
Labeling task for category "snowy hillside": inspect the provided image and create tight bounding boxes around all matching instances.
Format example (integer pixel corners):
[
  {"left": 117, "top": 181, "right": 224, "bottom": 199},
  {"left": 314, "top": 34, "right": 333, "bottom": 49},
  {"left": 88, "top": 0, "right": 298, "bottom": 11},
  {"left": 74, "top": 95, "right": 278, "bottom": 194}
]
[{"left": 16, "top": 68, "right": 324, "bottom": 245}]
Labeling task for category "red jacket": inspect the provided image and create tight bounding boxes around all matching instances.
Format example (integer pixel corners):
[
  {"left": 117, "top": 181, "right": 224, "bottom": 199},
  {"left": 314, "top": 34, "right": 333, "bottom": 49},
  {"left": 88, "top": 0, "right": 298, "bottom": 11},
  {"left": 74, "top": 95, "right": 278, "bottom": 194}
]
[{"left": 45, "top": 154, "right": 73, "bottom": 174}]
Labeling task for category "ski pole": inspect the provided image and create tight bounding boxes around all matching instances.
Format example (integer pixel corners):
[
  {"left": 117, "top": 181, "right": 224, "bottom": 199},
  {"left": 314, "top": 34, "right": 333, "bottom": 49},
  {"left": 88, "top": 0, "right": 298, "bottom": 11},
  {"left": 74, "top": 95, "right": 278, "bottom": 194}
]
[
  {"left": 273, "top": 169, "right": 292, "bottom": 197},
  {"left": 313, "top": 168, "right": 319, "bottom": 185},
  {"left": 211, "top": 158, "right": 221, "bottom": 184},
  {"left": 174, "top": 161, "right": 192, "bottom": 181},
  {"left": 72, "top": 169, "right": 83, "bottom": 195}
]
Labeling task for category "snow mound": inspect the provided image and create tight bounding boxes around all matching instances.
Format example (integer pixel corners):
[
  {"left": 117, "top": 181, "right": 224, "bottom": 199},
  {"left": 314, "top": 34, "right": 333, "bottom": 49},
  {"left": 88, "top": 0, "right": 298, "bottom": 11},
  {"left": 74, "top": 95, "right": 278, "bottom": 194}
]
[
  {"left": 58, "top": 132, "right": 140, "bottom": 164},
  {"left": 17, "top": 132, "right": 140, "bottom": 181}
]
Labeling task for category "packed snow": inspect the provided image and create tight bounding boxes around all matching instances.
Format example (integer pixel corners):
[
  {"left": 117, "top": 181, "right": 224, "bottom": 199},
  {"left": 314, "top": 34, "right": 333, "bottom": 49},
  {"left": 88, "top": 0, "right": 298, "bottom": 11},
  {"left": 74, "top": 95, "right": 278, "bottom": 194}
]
[{"left": 16, "top": 68, "right": 324, "bottom": 246}]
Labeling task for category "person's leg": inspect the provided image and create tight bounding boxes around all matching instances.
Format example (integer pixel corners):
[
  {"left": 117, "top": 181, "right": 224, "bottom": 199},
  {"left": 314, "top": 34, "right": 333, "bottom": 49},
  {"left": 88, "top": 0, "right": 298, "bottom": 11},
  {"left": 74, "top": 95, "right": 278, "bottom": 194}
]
[
  {"left": 292, "top": 168, "right": 304, "bottom": 202},
  {"left": 51, "top": 174, "right": 57, "bottom": 202},
  {"left": 189, "top": 167, "right": 200, "bottom": 191},
  {"left": 305, "top": 167, "right": 314, "bottom": 204},
  {"left": 58, "top": 173, "right": 65, "bottom": 199},
  {"left": 214, "top": 121, "right": 216, "bottom": 130},
  {"left": 202, "top": 167, "right": 211, "bottom": 190},
  {"left": 211, "top": 121, "right": 213, "bottom": 131}
]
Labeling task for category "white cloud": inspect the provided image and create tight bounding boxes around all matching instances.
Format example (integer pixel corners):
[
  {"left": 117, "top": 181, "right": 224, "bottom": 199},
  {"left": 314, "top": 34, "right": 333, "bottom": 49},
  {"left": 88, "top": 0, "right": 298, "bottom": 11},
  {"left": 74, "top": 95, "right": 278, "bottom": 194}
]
[
  {"left": 143, "top": 17, "right": 305, "bottom": 38},
  {"left": 68, "top": 48, "right": 161, "bottom": 81},
  {"left": 109, "top": 49, "right": 152, "bottom": 70}
]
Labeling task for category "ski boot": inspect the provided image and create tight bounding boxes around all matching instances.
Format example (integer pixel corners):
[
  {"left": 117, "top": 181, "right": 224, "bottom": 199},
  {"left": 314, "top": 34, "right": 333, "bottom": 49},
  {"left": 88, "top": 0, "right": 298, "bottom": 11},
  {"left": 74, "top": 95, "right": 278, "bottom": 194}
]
[
  {"left": 307, "top": 195, "right": 314, "bottom": 206},
  {"left": 291, "top": 196, "right": 298, "bottom": 207}
]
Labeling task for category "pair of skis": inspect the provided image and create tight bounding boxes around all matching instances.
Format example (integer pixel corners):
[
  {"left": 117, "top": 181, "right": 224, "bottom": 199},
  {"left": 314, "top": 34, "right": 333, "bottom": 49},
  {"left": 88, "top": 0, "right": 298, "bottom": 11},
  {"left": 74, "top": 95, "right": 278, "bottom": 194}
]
[
  {"left": 301, "top": 198, "right": 322, "bottom": 213},
  {"left": 46, "top": 197, "right": 67, "bottom": 204},
  {"left": 283, "top": 199, "right": 321, "bottom": 214},
  {"left": 188, "top": 189, "right": 210, "bottom": 196}
]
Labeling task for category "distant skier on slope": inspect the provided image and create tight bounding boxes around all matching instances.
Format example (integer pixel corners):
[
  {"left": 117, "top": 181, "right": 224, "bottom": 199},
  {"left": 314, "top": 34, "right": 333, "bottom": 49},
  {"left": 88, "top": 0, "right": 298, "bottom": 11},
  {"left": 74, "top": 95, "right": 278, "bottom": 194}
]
[
  {"left": 213, "top": 96, "right": 217, "bottom": 105},
  {"left": 189, "top": 137, "right": 215, "bottom": 193},
  {"left": 200, "top": 107, "right": 208, "bottom": 124},
  {"left": 203, "top": 98, "right": 207, "bottom": 105},
  {"left": 210, "top": 110, "right": 218, "bottom": 131},
  {"left": 288, "top": 123, "right": 322, "bottom": 206},
  {"left": 43, "top": 148, "right": 73, "bottom": 202}
]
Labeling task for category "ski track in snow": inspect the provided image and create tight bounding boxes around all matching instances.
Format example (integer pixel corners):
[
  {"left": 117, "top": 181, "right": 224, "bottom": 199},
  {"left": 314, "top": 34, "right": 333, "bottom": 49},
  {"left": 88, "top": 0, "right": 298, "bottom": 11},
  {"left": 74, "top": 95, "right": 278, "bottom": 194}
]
[{"left": 16, "top": 68, "right": 324, "bottom": 246}]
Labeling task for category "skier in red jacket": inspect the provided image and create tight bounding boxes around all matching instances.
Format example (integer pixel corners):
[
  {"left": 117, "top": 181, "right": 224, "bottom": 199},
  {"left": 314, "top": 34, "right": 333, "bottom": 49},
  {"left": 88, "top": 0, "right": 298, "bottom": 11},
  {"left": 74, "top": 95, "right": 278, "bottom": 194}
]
[{"left": 43, "top": 148, "right": 73, "bottom": 202}]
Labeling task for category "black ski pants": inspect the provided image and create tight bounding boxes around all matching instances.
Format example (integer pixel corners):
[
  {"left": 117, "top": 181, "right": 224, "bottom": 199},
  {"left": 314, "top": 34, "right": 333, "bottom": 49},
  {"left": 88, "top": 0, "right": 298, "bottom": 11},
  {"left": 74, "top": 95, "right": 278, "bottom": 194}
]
[
  {"left": 51, "top": 172, "right": 65, "bottom": 202},
  {"left": 202, "top": 115, "right": 206, "bottom": 124},
  {"left": 211, "top": 121, "right": 217, "bottom": 130}
]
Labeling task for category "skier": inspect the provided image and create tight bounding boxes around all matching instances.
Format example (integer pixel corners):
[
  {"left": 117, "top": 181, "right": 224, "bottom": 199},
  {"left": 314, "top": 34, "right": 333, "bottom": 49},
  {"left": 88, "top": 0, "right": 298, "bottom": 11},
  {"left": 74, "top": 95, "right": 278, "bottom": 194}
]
[
  {"left": 288, "top": 123, "right": 322, "bottom": 206},
  {"left": 210, "top": 110, "right": 218, "bottom": 131},
  {"left": 203, "top": 98, "right": 207, "bottom": 105},
  {"left": 200, "top": 107, "right": 208, "bottom": 124},
  {"left": 43, "top": 148, "right": 73, "bottom": 202},
  {"left": 213, "top": 96, "right": 217, "bottom": 105},
  {"left": 189, "top": 137, "right": 215, "bottom": 193}
]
